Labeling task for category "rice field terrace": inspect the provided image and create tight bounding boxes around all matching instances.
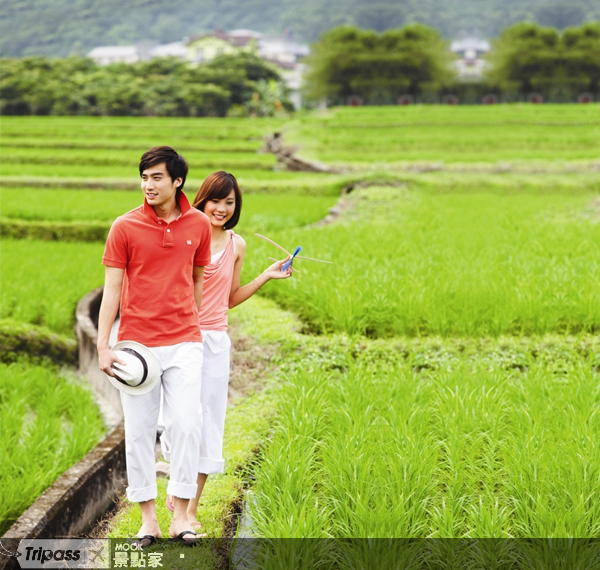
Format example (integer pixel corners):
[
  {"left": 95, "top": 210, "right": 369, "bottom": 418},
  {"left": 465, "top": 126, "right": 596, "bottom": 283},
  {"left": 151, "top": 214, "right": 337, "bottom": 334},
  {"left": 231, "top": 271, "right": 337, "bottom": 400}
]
[
  {"left": 2, "top": 105, "right": 600, "bottom": 552},
  {"left": 283, "top": 105, "right": 600, "bottom": 167}
]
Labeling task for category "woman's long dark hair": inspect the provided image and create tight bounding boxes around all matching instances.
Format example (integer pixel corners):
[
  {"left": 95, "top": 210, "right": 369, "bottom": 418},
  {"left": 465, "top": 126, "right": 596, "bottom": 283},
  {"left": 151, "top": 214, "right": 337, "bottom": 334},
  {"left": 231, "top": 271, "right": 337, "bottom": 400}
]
[{"left": 192, "top": 171, "right": 242, "bottom": 229}]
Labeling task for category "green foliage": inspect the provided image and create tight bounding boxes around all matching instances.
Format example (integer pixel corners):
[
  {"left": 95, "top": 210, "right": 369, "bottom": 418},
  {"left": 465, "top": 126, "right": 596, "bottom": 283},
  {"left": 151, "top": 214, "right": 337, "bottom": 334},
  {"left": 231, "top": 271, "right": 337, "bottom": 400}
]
[
  {"left": 247, "top": 80, "right": 294, "bottom": 117},
  {"left": 563, "top": 22, "right": 600, "bottom": 93},
  {"left": 0, "top": 319, "right": 78, "bottom": 366},
  {"left": 0, "top": 53, "right": 290, "bottom": 117},
  {"left": 303, "top": 25, "right": 455, "bottom": 103},
  {"left": 0, "top": 360, "right": 104, "bottom": 535},
  {"left": 486, "top": 21, "right": 600, "bottom": 97}
]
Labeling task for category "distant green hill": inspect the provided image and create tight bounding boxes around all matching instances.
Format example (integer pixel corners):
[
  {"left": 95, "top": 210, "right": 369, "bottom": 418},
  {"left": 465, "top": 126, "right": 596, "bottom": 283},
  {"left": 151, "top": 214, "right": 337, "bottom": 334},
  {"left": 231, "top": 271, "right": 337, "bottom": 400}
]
[{"left": 1, "top": 0, "right": 599, "bottom": 57}]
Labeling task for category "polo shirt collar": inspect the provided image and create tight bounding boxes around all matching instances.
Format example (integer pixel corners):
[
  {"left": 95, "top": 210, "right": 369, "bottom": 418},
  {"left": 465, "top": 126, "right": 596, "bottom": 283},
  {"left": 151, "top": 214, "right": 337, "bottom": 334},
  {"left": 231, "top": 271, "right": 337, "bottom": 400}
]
[{"left": 142, "top": 191, "right": 193, "bottom": 221}]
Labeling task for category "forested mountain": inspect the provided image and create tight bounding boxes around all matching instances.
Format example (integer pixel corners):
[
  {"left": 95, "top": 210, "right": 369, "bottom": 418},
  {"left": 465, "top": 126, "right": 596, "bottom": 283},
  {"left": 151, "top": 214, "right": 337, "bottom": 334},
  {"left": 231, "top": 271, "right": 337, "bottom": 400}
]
[{"left": 1, "top": 0, "right": 599, "bottom": 57}]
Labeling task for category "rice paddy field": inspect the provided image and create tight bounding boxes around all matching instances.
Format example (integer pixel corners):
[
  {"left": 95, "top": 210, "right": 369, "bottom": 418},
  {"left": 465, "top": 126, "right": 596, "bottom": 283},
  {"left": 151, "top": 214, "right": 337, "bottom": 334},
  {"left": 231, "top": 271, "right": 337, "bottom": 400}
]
[{"left": 2, "top": 105, "right": 600, "bottom": 557}]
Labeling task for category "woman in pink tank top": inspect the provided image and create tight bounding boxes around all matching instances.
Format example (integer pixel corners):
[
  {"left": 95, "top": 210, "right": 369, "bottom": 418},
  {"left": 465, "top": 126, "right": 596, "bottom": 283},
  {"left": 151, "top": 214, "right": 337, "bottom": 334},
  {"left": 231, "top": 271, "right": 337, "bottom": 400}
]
[{"left": 163, "top": 171, "right": 292, "bottom": 532}]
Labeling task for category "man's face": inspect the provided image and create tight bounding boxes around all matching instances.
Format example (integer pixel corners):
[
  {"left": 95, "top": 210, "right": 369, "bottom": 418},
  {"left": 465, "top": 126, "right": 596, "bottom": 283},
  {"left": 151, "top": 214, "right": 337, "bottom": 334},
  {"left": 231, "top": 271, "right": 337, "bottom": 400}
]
[{"left": 140, "top": 162, "right": 182, "bottom": 209}]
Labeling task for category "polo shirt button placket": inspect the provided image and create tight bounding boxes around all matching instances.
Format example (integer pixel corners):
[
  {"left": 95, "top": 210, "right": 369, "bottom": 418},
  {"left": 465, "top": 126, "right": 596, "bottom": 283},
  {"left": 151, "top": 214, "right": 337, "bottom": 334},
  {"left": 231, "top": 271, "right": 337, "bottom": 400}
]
[{"left": 163, "top": 224, "right": 175, "bottom": 248}]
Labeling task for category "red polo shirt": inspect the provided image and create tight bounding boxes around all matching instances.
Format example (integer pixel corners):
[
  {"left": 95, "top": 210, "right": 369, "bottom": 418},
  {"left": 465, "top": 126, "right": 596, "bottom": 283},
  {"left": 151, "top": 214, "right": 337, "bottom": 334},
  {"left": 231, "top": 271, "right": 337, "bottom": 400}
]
[{"left": 102, "top": 192, "right": 211, "bottom": 347}]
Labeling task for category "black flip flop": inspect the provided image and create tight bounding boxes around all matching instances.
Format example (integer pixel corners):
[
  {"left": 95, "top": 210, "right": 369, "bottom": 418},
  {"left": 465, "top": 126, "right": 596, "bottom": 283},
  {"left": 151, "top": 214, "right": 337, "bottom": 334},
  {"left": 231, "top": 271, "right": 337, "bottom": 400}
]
[
  {"left": 130, "top": 535, "right": 158, "bottom": 549},
  {"left": 169, "top": 530, "right": 198, "bottom": 545}
]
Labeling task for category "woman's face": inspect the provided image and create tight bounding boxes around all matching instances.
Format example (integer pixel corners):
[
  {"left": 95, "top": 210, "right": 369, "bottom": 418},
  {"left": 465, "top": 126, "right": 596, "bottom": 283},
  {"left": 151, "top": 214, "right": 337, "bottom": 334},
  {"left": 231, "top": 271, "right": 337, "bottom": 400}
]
[{"left": 203, "top": 189, "right": 236, "bottom": 228}]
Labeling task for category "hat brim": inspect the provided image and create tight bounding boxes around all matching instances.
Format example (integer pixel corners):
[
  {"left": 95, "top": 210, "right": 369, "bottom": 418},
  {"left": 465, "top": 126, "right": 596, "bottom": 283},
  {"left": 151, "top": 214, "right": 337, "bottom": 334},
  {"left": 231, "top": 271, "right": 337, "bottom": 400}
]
[{"left": 106, "top": 340, "right": 161, "bottom": 396}]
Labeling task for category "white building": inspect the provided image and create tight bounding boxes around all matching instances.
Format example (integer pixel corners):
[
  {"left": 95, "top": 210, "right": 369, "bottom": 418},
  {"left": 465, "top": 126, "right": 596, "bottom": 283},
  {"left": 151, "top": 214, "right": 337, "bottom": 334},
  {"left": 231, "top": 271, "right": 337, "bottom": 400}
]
[
  {"left": 257, "top": 34, "right": 310, "bottom": 65},
  {"left": 450, "top": 38, "right": 490, "bottom": 81},
  {"left": 87, "top": 46, "right": 141, "bottom": 65},
  {"left": 149, "top": 42, "right": 187, "bottom": 59}
]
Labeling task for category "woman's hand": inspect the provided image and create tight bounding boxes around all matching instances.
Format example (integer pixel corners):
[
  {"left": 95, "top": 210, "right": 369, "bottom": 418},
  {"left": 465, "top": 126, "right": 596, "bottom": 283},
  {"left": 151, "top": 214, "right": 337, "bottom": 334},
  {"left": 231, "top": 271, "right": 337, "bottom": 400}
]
[{"left": 263, "top": 257, "right": 293, "bottom": 280}]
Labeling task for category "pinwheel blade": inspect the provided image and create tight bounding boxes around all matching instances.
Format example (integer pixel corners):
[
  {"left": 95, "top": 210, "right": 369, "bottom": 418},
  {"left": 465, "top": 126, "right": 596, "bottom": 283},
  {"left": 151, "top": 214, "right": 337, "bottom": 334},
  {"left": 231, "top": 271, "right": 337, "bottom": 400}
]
[{"left": 269, "top": 257, "right": 300, "bottom": 272}]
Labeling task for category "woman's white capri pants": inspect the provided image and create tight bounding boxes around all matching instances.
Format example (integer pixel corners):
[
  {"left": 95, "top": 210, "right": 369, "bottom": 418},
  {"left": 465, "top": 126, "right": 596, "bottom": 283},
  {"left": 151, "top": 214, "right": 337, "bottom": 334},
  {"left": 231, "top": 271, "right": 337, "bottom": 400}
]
[{"left": 160, "top": 330, "right": 231, "bottom": 474}]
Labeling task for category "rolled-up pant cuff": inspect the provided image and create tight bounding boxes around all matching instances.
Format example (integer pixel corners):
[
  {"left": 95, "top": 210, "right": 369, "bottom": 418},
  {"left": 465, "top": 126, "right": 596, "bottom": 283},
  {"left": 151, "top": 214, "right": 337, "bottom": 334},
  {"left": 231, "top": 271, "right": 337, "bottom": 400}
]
[
  {"left": 167, "top": 480, "right": 198, "bottom": 499},
  {"left": 198, "top": 457, "right": 225, "bottom": 474},
  {"left": 126, "top": 483, "right": 157, "bottom": 503}
]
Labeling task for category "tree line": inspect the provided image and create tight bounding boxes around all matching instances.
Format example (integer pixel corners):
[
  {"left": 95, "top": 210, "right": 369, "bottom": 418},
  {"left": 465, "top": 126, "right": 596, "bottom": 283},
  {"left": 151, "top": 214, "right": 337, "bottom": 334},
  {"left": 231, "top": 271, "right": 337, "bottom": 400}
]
[
  {"left": 2, "top": 0, "right": 599, "bottom": 58},
  {"left": 0, "top": 53, "right": 293, "bottom": 117},
  {"left": 2, "top": 21, "right": 599, "bottom": 116},
  {"left": 305, "top": 21, "right": 600, "bottom": 104}
]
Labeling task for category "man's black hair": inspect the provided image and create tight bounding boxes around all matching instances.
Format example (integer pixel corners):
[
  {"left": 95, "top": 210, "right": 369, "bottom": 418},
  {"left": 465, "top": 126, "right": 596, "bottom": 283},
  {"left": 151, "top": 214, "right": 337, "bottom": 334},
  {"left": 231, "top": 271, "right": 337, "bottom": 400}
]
[{"left": 139, "top": 146, "right": 188, "bottom": 194}]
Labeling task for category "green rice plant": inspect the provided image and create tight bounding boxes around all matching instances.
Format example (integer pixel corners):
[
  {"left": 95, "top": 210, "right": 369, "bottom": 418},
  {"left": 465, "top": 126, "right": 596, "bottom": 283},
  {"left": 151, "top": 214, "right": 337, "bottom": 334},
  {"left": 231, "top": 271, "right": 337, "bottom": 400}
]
[
  {"left": 4, "top": 137, "right": 262, "bottom": 153},
  {"left": 0, "top": 116, "right": 284, "bottom": 182},
  {"left": 286, "top": 105, "right": 600, "bottom": 165},
  {"left": 1, "top": 188, "right": 336, "bottom": 229},
  {"left": 0, "top": 116, "right": 285, "bottom": 141},
  {"left": 0, "top": 239, "right": 105, "bottom": 334},
  {"left": 0, "top": 360, "right": 104, "bottom": 534},
  {"left": 1, "top": 188, "right": 142, "bottom": 221},
  {"left": 1, "top": 146, "right": 277, "bottom": 171},
  {"left": 244, "top": 186, "right": 600, "bottom": 338},
  {"left": 249, "top": 338, "right": 600, "bottom": 541}
]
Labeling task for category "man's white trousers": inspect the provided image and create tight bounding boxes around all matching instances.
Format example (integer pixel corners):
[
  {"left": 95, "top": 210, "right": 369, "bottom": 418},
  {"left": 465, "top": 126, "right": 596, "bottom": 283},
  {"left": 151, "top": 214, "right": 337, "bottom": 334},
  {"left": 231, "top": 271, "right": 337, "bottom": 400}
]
[
  {"left": 120, "top": 341, "right": 203, "bottom": 503},
  {"left": 160, "top": 330, "right": 230, "bottom": 474}
]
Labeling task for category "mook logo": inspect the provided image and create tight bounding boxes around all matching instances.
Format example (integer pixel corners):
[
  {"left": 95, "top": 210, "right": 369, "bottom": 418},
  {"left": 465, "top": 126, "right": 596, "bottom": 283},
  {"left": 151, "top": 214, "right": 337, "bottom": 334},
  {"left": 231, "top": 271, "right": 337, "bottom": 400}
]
[{"left": 13, "top": 539, "right": 109, "bottom": 568}]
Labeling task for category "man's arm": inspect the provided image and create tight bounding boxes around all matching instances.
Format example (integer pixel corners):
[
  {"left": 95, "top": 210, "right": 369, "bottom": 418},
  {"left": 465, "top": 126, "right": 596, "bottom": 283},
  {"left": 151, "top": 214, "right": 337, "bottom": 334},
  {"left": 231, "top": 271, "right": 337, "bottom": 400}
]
[
  {"left": 193, "top": 266, "right": 205, "bottom": 311},
  {"left": 97, "top": 266, "right": 125, "bottom": 377}
]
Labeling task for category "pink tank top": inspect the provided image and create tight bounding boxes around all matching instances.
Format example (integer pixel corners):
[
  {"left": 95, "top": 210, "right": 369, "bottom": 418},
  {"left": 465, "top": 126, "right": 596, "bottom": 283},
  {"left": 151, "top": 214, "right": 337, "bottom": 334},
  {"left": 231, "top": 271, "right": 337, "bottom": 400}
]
[{"left": 198, "top": 231, "right": 236, "bottom": 330}]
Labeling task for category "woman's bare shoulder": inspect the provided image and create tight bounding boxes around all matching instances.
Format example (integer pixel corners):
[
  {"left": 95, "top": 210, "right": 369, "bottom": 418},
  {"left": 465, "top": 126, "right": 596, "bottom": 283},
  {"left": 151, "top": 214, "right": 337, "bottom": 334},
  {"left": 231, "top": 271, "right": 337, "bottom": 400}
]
[{"left": 233, "top": 232, "right": 246, "bottom": 252}]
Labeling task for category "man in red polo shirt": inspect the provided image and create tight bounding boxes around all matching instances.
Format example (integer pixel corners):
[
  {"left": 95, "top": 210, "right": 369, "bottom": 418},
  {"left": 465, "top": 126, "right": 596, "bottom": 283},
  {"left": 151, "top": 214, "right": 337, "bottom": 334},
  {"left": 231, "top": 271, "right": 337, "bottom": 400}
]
[{"left": 97, "top": 146, "right": 211, "bottom": 545}]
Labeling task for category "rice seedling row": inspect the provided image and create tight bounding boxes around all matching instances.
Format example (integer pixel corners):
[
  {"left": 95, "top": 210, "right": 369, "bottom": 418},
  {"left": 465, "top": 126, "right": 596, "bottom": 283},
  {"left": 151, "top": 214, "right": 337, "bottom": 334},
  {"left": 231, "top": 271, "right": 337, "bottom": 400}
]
[
  {"left": 0, "top": 116, "right": 285, "bottom": 140},
  {"left": 0, "top": 361, "right": 105, "bottom": 535},
  {"left": 0, "top": 188, "right": 335, "bottom": 225},
  {"left": 1, "top": 147, "right": 276, "bottom": 171},
  {"left": 1, "top": 138, "right": 262, "bottom": 153},
  {"left": 249, "top": 336, "right": 600, "bottom": 539},
  {"left": 246, "top": 185, "right": 600, "bottom": 338},
  {"left": 285, "top": 105, "right": 600, "bottom": 165}
]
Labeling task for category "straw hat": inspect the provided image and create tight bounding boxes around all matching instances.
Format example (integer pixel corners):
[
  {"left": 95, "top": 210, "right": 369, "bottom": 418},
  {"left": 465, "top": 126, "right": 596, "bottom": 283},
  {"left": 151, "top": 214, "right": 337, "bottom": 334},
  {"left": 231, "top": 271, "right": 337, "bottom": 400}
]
[{"left": 106, "top": 340, "right": 161, "bottom": 396}]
